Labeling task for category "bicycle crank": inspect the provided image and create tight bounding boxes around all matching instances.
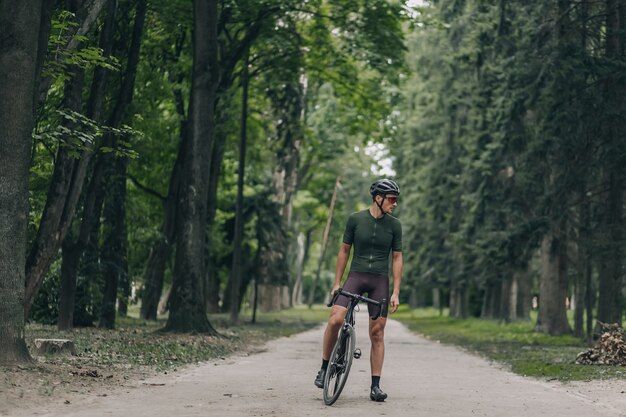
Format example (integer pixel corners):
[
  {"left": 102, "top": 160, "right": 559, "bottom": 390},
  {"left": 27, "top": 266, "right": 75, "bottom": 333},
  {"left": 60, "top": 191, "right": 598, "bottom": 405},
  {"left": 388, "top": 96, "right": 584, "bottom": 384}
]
[{"left": 353, "top": 348, "right": 362, "bottom": 359}]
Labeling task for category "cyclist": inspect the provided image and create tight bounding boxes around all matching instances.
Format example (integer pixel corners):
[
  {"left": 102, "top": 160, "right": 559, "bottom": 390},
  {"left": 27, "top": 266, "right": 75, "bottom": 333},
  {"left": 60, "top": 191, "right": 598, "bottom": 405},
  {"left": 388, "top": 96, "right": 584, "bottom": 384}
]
[{"left": 314, "top": 179, "right": 403, "bottom": 402}]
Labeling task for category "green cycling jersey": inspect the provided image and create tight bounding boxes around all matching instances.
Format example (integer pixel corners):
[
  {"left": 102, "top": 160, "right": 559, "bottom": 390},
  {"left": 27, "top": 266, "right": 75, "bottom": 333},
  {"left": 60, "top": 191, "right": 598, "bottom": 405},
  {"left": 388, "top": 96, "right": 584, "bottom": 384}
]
[{"left": 342, "top": 209, "right": 402, "bottom": 275}]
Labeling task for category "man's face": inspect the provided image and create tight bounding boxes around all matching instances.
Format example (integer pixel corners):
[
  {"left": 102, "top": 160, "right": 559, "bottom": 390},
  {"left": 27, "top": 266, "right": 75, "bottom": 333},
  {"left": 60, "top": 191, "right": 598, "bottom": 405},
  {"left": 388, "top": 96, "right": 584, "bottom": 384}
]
[{"left": 377, "top": 194, "right": 399, "bottom": 213}]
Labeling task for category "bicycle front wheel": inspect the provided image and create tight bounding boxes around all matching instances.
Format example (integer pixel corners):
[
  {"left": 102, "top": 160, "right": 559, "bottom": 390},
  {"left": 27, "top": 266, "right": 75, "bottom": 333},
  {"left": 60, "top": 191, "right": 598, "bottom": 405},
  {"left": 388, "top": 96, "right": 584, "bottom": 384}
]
[{"left": 323, "top": 326, "right": 355, "bottom": 406}]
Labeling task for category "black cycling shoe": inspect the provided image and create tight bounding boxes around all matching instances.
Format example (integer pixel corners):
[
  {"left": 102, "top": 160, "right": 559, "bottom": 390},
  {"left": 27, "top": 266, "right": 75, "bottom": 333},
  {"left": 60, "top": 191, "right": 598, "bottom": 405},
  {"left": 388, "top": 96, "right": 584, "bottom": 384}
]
[
  {"left": 370, "top": 386, "right": 388, "bottom": 402},
  {"left": 314, "top": 368, "right": 326, "bottom": 388}
]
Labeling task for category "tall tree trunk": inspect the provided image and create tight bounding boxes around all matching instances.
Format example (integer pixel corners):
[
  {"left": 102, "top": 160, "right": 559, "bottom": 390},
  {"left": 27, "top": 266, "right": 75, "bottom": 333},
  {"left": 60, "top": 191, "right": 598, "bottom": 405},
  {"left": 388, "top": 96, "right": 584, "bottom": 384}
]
[
  {"left": 508, "top": 272, "right": 518, "bottom": 321},
  {"left": 57, "top": 0, "right": 108, "bottom": 330},
  {"left": 140, "top": 140, "right": 184, "bottom": 320},
  {"left": 308, "top": 177, "right": 340, "bottom": 307},
  {"left": 59, "top": 233, "right": 80, "bottom": 330},
  {"left": 74, "top": 174, "right": 108, "bottom": 326},
  {"left": 25, "top": 55, "right": 86, "bottom": 320},
  {"left": 450, "top": 283, "right": 468, "bottom": 319},
  {"left": 140, "top": 238, "right": 169, "bottom": 319},
  {"left": 237, "top": 250, "right": 254, "bottom": 309},
  {"left": 499, "top": 275, "right": 512, "bottom": 322},
  {"left": 536, "top": 231, "right": 571, "bottom": 335},
  {"left": 596, "top": 0, "right": 624, "bottom": 327},
  {"left": 97, "top": 0, "right": 146, "bottom": 327},
  {"left": 202, "top": 10, "right": 272, "bottom": 312},
  {"left": 481, "top": 279, "right": 501, "bottom": 319},
  {"left": 597, "top": 174, "right": 623, "bottom": 326},
  {"left": 140, "top": 31, "right": 188, "bottom": 321},
  {"left": 585, "top": 256, "right": 594, "bottom": 344},
  {"left": 164, "top": 0, "right": 218, "bottom": 334},
  {"left": 204, "top": 131, "right": 227, "bottom": 313},
  {"left": 33, "top": 1, "right": 54, "bottom": 118},
  {"left": 515, "top": 268, "right": 531, "bottom": 321},
  {"left": 259, "top": 81, "right": 304, "bottom": 311},
  {"left": 99, "top": 157, "right": 128, "bottom": 329},
  {"left": 56, "top": 0, "right": 128, "bottom": 329},
  {"left": 292, "top": 229, "right": 313, "bottom": 306},
  {"left": 432, "top": 287, "right": 441, "bottom": 311},
  {"left": 0, "top": 0, "right": 44, "bottom": 362},
  {"left": 118, "top": 274, "right": 130, "bottom": 316},
  {"left": 229, "top": 52, "right": 249, "bottom": 324},
  {"left": 574, "top": 188, "right": 591, "bottom": 338},
  {"left": 574, "top": 261, "right": 585, "bottom": 338}
]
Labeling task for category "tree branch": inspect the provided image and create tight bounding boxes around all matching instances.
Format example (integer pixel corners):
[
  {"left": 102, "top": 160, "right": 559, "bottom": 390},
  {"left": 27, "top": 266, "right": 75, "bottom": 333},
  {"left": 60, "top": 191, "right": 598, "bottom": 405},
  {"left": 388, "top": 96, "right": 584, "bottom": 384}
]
[{"left": 128, "top": 174, "right": 166, "bottom": 201}]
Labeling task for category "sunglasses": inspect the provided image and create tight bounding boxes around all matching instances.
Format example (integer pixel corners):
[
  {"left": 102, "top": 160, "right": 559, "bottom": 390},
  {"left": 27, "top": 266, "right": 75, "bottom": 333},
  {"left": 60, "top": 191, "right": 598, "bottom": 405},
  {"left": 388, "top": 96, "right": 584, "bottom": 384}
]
[{"left": 385, "top": 196, "right": 399, "bottom": 204}]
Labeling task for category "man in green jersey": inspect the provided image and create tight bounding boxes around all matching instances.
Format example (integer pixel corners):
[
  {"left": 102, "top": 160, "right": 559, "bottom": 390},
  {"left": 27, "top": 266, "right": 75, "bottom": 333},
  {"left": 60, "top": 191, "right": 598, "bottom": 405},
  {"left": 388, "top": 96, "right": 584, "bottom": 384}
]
[{"left": 314, "top": 179, "right": 403, "bottom": 402}]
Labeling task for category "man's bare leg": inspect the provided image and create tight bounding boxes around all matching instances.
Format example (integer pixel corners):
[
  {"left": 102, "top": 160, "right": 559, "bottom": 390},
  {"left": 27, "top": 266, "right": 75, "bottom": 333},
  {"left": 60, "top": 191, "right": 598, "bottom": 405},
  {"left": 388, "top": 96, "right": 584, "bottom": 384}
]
[
  {"left": 369, "top": 317, "right": 386, "bottom": 375},
  {"left": 315, "top": 305, "right": 348, "bottom": 388},
  {"left": 369, "top": 317, "right": 388, "bottom": 401},
  {"left": 322, "top": 305, "right": 348, "bottom": 359}
]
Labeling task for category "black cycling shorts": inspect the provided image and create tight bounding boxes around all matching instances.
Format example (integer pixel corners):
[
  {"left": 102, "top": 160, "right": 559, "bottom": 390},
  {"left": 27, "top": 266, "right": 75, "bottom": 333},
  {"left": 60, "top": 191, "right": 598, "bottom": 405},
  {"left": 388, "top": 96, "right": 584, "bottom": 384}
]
[{"left": 334, "top": 271, "right": 389, "bottom": 318}]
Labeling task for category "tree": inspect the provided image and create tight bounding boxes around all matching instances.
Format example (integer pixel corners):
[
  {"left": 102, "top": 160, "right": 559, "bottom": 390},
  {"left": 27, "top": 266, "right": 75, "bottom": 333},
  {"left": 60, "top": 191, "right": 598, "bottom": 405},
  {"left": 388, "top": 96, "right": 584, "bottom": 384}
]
[
  {"left": 98, "top": 0, "right": 147, "bottom": 329},
  {"left": 163, "top": 0, "right": 219, "bottom": 333},
  {"left": 229, "top": 51, "right": 249, "bottom": 324},
  {"left": 58, "top": 0, "right": 119, "bottom": 330},
  {"left": 0, "top": 0, "right": 44, "bottom": 362},
  {"left": 595, "top": 0, "right": 626, "bottom": 328},
  {"left": 393, "top": 0, "right": 626, "bottom": 339},
  {"left": 24, "top": 0, "right": 115, "bottom": 320}
]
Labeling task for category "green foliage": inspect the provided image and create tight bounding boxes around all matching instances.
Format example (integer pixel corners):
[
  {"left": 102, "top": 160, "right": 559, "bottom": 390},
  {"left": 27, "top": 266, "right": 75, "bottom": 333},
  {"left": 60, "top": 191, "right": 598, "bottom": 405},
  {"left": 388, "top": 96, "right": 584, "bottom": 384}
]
[
  {"left": 44, "top": 10, "right": 120, "bottom": 80},
  {"left": 26, "top": 0, "right": 404, "bottom": 326},
  {"left": 34, "top": 109, "right": 141, "bottom": 158},
  {"left": 392, "top": 0, "right": 626, "bottom": 331}
]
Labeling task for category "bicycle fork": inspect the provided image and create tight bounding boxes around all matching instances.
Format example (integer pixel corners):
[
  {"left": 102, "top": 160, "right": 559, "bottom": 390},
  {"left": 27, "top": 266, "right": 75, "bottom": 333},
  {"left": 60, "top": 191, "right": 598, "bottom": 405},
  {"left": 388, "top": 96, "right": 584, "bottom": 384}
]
[{"left": 341, "top": 323, "right": 362, "bottom": 360}]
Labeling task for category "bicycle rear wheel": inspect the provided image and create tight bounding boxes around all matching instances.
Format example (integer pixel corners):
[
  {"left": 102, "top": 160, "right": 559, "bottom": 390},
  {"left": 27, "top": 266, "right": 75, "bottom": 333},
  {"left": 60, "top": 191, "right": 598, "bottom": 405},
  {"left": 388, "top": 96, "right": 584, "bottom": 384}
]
[{"left": 323, "top": 326, "right": 355, "bottom": 405}]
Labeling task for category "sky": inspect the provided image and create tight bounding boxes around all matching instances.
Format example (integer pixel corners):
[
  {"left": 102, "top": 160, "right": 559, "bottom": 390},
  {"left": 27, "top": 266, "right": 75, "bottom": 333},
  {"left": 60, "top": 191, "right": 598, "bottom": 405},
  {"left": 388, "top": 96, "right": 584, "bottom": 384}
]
[{"left": 365, "top": 141, "right": 396, "bottom": 177}]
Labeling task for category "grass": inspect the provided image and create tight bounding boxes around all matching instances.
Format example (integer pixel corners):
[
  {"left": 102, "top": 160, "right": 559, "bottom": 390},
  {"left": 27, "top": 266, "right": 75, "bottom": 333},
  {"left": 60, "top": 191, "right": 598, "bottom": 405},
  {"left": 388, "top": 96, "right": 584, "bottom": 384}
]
[
  {"left": 24, "top": 305, "right": 329, "bottom": 372},
  {"left": 393, "top": 307, "right": 626, "bottom": 382}
]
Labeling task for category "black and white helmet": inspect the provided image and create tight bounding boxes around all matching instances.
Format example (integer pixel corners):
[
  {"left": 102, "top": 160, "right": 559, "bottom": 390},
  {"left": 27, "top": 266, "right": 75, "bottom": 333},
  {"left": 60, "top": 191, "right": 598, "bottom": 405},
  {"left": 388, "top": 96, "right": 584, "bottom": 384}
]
[{"left": 370, "top": 179, "right": 400, "bottom": 198}]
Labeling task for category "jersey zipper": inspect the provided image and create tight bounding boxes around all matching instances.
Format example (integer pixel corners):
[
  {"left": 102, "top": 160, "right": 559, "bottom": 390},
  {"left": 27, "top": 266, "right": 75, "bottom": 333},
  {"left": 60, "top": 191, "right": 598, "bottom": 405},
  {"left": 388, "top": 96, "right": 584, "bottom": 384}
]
[{"left": 369, "top": 218, "right": 377, "bottom": 270}]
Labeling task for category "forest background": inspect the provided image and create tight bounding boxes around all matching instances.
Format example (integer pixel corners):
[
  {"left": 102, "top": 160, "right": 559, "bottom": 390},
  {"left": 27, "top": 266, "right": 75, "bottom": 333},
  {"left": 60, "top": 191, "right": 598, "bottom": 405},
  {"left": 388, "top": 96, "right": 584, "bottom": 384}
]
[{"left": 1, "top": 0, "right": 626, "bottom": 364}]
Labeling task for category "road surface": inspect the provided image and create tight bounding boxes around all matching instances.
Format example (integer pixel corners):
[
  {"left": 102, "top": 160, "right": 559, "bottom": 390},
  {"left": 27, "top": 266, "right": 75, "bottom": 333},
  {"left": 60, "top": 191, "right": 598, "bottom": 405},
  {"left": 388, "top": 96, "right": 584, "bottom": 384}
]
[{"left": 12, "top": 312, "right": 626, "bottom": 416}]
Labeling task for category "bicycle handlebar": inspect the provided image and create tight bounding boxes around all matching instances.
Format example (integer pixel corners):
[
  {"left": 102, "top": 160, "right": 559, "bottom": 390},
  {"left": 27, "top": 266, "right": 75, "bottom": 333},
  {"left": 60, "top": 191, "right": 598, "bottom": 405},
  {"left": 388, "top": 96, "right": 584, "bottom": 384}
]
[{"left": 327, "top": 288, "right": 388, "bottom": 320}]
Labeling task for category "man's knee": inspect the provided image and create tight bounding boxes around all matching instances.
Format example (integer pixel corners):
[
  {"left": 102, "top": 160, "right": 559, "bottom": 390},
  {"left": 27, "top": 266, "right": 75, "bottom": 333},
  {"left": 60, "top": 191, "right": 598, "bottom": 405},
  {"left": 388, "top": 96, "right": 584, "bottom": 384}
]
[
  {"left": 369, "top": 320, "right": 386, "bottom": 343},
  {"left": 370, "top": 329, "right": 384, "bottom": 343},
  {"left": 328, "top": 307, "right": 346, "bottom": 329}
]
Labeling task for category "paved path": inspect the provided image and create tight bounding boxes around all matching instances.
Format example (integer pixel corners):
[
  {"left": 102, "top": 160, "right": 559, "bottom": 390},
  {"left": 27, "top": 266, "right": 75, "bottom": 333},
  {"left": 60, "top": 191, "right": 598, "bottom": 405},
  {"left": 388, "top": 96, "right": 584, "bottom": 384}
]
[{"left": 17, "top": 313, "right": 626, "bottom": 416}]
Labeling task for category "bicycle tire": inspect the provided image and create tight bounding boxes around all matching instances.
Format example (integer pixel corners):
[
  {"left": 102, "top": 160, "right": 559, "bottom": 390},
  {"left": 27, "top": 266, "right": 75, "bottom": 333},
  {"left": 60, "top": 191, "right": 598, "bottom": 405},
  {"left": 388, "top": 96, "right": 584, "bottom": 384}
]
[{"left": 323, "top": 326, "right": 355, "bottom": 406}]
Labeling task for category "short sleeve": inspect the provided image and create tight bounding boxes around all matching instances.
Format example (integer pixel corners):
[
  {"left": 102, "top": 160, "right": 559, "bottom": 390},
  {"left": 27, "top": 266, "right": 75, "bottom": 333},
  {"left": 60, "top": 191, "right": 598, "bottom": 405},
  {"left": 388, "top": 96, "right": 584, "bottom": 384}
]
[
  {"left": 391, "top": 219, "right": 402, "bottom": 252},
  {"left": 342, "top": 214, "right": 356, "bottom": 245}
]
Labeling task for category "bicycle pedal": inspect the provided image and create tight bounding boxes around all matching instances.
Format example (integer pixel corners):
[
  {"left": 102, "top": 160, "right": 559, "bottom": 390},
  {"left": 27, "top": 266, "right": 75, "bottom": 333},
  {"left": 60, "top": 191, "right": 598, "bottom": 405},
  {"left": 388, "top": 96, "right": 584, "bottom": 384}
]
[{"left": 353, "top": 348, "right": 362, "bottom": 359}]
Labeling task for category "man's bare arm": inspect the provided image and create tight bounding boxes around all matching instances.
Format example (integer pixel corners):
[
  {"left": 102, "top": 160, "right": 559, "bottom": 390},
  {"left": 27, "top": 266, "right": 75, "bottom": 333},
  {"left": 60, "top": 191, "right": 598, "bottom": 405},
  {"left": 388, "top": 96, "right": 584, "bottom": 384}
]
[
  {"left": 332, "top": 243, "right": 352, "bottom": 292},
  {"left": 390, "top": 251, "right": 403, "bottom": 313}
]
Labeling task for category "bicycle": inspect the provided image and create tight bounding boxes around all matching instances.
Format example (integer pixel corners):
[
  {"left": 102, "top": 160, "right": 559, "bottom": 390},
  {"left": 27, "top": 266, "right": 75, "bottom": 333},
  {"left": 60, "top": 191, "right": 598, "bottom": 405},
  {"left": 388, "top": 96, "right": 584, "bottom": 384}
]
[{"left": 323, "top": 288, "right": 387, "bottom": 406}]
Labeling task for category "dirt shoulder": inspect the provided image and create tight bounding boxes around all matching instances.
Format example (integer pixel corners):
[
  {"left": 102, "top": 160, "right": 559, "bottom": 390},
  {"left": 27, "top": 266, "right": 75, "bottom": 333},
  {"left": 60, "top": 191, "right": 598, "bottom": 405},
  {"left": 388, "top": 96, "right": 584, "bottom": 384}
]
[
  {"left": 0, "top": 316, "right": 317, "bottom": 417},
  {"left": 6, "top": 314, "right": 626, "bottom": 417},
  {"left": 0, "top": 359, "right": 153, "bottom": 416}
]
